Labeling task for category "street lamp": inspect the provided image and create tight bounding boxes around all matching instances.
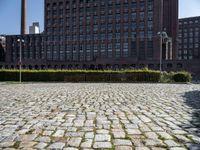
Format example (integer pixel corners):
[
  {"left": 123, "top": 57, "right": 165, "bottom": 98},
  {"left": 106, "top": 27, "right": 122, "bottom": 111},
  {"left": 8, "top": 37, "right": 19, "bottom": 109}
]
[
  {"left": 157, "top": 31, "right": 169, "bottom": 72},
  {"left": 17, "top": 39, "right": 24, "bottom": 83}
]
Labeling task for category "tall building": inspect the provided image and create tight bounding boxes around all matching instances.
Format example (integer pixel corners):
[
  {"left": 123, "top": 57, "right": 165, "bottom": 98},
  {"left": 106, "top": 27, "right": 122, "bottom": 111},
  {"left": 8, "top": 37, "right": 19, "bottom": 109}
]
[
  {"left": 5, "top": 0, "right": 199, "bottom": 73},
  {"left": 29, "top": 22, "right": 40, "bottom": 34},
  {"left": 0, "top": 36, "right": 6, "bottom": 62},
  {"left": 44, "top": 0, "right": 178, "bottom": 65},
  {"left": 178, "top": 16, "right": 200, "bottom": 60}
]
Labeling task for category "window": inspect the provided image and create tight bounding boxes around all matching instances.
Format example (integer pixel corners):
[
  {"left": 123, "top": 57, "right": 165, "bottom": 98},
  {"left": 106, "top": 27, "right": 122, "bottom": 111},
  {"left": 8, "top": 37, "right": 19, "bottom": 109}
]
[
  {"left": 108, "top": 43, "right": 113, "bottom": 58},
  {"left": 115, "top": 43, "right": 121, "bottom": 58},
  {"left": 123, "top": 43, "right": 129, "bottom": 58}
]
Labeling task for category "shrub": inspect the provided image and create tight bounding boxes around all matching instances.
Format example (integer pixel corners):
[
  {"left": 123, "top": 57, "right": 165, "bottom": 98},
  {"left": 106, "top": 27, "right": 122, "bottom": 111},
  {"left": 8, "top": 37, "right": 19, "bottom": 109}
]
[
  {"left": 173, "top": 71, "right": 192, "bottom": 82},
  {"left": 160, "top": 71, "right": 174, "bottom": 83}
]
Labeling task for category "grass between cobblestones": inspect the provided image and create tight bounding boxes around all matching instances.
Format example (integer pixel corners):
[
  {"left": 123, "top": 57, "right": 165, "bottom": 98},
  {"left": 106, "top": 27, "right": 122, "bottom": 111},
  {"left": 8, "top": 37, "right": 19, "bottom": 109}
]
[{"left": 12, "top": 141, "right": 20, "bottom": 149}]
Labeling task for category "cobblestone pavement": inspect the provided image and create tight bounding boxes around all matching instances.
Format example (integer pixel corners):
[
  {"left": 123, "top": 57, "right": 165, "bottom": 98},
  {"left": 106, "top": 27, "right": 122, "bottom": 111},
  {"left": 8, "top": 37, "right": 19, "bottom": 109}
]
[{"left": 0, "top": 83, "right": 200, "bottom": 150}]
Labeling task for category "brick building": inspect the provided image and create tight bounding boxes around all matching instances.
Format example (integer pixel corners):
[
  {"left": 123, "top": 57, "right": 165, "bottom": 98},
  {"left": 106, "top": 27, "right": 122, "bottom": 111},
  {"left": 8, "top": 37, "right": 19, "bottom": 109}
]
[
  {"left": 4, "top": 34, "right": 46, "bottom": 69},
  {"left": 0, "top": 0, "right": 180, "bottom": 70},
  {"left": 178, "top": 16, "right": 200, "bottom": 60},
  {"left": 2, "top": 0, "right": 199, "bottom": 74},
  {"left": 44, "top": 0, "right": 178, "bottom": 65}
]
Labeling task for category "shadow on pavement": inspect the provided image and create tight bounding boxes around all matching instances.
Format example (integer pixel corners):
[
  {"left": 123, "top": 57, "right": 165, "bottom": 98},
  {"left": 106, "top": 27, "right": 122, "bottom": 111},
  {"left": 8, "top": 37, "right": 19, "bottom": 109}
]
[{"left": 183, "top": 90, "right": 200, "bottom": 135}]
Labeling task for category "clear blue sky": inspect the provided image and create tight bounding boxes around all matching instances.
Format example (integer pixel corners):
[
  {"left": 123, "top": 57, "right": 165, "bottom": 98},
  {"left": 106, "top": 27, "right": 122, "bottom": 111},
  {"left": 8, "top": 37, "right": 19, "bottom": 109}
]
[{"left": 0, "top": 0, "right": 200, "bottom": 35}]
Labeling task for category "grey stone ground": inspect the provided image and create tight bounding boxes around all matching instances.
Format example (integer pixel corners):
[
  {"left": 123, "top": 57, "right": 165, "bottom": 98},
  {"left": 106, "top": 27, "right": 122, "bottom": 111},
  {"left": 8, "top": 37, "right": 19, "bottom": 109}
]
[{"left": 0, "top": 83, "right": 200, "bottom": 150}]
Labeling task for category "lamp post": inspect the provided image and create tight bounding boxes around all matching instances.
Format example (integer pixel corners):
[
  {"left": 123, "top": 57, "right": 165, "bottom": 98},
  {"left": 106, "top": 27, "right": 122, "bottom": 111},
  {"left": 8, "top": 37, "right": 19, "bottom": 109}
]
[
  {"left": 157, "top": 31, "right": 169, "bottom": 72},
  {"left": 17, "top": 39, "right": 24, "bottom": 83}
]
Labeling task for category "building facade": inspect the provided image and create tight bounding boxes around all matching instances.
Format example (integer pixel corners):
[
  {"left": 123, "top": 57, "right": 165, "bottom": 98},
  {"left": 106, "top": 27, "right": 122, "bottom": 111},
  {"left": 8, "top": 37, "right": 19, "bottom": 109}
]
[
  {"left": 178, "top": 16, "right": 200, "bottom": 60},
  {"left": 4, "top": 34, "right": 46, "bottom": 69},
  {"left": 44, "top": 0, "right": 178, "bottom": 64},
  {"left": 3, "top": 0, "right": 198, "bottom": 74}
]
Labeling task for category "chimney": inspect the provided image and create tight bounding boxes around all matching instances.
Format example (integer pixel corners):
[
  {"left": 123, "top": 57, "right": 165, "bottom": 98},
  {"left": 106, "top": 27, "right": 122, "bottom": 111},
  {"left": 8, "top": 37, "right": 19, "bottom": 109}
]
[{"left": 21, "top": 0, "right": 27, "bottom": 35}]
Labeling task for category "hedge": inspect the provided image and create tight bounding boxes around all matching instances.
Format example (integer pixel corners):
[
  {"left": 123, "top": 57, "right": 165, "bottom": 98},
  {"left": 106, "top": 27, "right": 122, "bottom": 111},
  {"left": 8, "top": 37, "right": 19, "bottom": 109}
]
[
  {"left": 0, "top": 69, "right": 191, "bottom": 83},
  {"left": 173, "top": 71, "right": 192, "bottom": 82},
  {"left": 160, "top": 71, "right": 192, "bottom": 83},
  {"left": 0, "top": 69, "right": 161, "bottom": 82}
]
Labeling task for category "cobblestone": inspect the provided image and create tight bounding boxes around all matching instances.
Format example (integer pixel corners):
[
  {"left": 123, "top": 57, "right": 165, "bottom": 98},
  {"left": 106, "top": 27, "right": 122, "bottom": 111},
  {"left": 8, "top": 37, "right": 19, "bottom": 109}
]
[
  {"left": 80, "top": 139, "right": 93, "bottom": 148},
  {"left": 0, "top": 83, "right": 200, "bottom": 149},
  {"left": 53, "top": 130, "right": 65, "bottom": 137},
  {"left": 34, "top": 142, "right": 47, "bottom": 149},
  {"left": 164, "top": 140, "right": 181, "bottom": 147},
  {"left": 67, "top": 137, "right": 82, "bottom": 147},
  {"left": 94, "top": 134, "right": 111, "bottom": 142},
  {"left": 85, "top": 132, "right": 94, "bottom": 139},
  {"left": 113, "top": 139, "right": 132, "bottom": 146},
  {"left": 93, "top": 142, "right": 112, "bottom": 148},
  {"left": 115, "top": 146, "right": 133, "bottom": 150},
  {"left": 48, "top": 142, "right": 65, "bottom": 149}
]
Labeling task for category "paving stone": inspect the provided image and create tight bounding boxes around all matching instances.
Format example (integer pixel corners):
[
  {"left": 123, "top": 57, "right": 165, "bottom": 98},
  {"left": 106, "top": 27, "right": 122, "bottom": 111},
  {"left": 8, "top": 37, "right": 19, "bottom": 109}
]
[
  {"left": 42, "top": 130, "right": 53, "bottom": 136},
  {"left": 130, "top": 138, "right": 145, "bottom": 147},
  {"left": 174, "top": 134, "right": 191, "bottom": 143},
  {"left": 172, "top": 130, "right": 187, "bottom": 135},
  {"left": 126, "top": 129, "right": 142, "bottom": 135},
  {"left": 140, "top": 126, "right": 151, "bottom": 132},
  {"left": 150, "top": 147, "right": 166, "bottom": 150},
  {"left": 65, "top": 132, "right": 84, "bottom": 137},
  {"left": 74, "top": 120, "right": 84, "bottom": 127},
  {"left": 80, "top": 139, "right": 93, "bottom": 148},
  {"left": 150, "top": 126, "right": 164, "bottom": 132},
  {"left": 187, "top": 135, "right": 200, "bottom": 143},
  {"left": 145, "top": 132, "right": 159, "bottom": 139},
  {"left": 94, "top": 134, "right": 111, "bottom": 142},
  {"left": 67, "top": 137, "right": 82, "bottom": 147},
  {"left": 0, "top": 83, "right": 200, "bottom": 150},
  {"left": 20, "top": 142, "right": 37, "bottom": 148},
  {"left": 34, "top": 142, "right": 47, "bottom": 149},
  {"left": 63, "top": 148, "right": 79, "bottom": 150},
  {"left": 169, "top": 147, "right": 187, "bottom": 150},
  {"left": 84, "top": 120, "right": 94, "bottom": 127},
  {"left": 19, "top": 134, "right": 38, "bottom": 142},
  {"left": 113, "top": 139, "right": 132, "bottom": 146},
  {"left": 35, "top": 136, "right": 51, "bottom": 143},
  {"left": 93, "top": 142, "right": 112, "bottom": 148},
  {"left": 96, "top": 129, "right": 109, "bottom": 134},
  {"left": 124, "top": 124, "right": 138, "bottom": 129},
  {"left": 85, "top": 132, "right": 94, "bottom": 139},
  {"left": 0, "top": 142, "right": 15, "bottom": 148},
  {"left": 135, "top": 147, "right": 150, "bottom": 150},
  {"left": 115, "top": 146, "right": 133, "bottom": 150},
  {"left": 157, "top": 132, "right": 173, "bottom": 140},
  {"left": 53, "top": 130, "right": 65, "bottom": 137},
  {"left": 164, "top": 140, "right": 181, "bottom": 147},
  {"left": 144, "top": 139, "right": 165, "bottom": 147},
  {"left": 48, "top": 142, "right": 65, "bottom": 149},
  {"left": 67, "top": 127, "right": 77, "bottom": 132},
  {"left": 112, "top": 131, "right": 126, "bottom": 138}
]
